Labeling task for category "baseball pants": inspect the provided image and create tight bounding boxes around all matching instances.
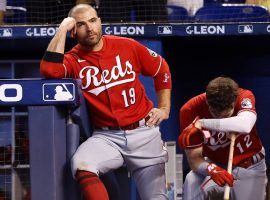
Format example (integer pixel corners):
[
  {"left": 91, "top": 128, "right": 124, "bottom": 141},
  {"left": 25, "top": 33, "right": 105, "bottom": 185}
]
[
  {"left": 71, "top": 126, "right": 168, "bottom": 200},
  {"left": 183, "top": 159, "right": 267, "bottom": 200}
]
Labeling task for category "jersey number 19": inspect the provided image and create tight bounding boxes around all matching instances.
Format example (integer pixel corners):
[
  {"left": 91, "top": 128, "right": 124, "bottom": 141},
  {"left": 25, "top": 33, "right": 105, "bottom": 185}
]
[{"left": 121, "top": 88, "right": 136, "bottom": 107}]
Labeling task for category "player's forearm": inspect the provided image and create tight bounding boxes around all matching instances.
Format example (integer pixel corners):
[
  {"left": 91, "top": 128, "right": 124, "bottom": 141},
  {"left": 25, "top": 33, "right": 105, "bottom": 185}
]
[
  {"left": 199, "top": 111, "right": 256, "bottom": 134},
  {"left": 46, "top": 27, "right": 68, "bottom": 54},
  {"left": 185, "top": 148, "right": 208, "bottom": 174},
  {"left": 157, "top": 89, "right": 171, "bottom": 116}
]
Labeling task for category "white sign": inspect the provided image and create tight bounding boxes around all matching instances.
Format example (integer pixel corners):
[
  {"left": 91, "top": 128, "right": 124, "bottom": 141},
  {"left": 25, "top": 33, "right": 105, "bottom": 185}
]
[
  {"left": 0, "top": 84, "right": 23, "bottom": 102},
  {"left": 238, "top": 25, "right": 253, "bottom": 34},
  {"left": 267, "top": 24, "right": 270, "bottom": 33},
  {"left": 186, "top": 25, "right": 225, "bottom": 35},
  {"left": 104, "top": 26, "right": 144, "bottom": 35},
  {"left": 43, "top": 83, "right": 75, "bottom": 101},
  {"left": 26, "top": 27, "right": 58, "bottom": 37},
  {"left": 0, "top": 28, "right": 13, "bottom": 37},
  {"left": 158, "top": 26, "right": 172, "bottom": 35}
]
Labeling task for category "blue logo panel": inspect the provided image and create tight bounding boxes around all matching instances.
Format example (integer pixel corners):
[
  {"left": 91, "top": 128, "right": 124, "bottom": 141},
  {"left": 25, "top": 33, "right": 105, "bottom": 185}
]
[
  {"left": 43, "top": 83, "right": 75, "bottom": 101},
  {"left": 0, "top": 79, "right": 79, "bottom": 106}
]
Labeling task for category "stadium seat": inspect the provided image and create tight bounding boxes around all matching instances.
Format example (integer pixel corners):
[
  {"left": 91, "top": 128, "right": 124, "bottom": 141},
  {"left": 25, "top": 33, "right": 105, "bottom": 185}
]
[
  {"left": 167, "top": 5, "right": 189, "bottom": 21},
  {"left": 204, "top": 0, "right": 245, "bottom": 4},
  {"left": 195, "top": 4, "right": 270, "bottom": 22},
  {"left": 4, "top": 0, "right": 27, "bottom": 23},
  {"left": 4, "top": 6, "right": 27, "bottom": 23}
]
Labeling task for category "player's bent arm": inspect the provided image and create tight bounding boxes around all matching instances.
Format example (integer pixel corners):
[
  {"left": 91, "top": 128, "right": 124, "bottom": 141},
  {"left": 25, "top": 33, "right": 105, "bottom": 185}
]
[
  {"left": 185, "top": 148, "right": 234, "bottom": 187},
  {"left": 157, "top": 89, "right": 171, "bottom": 118},
  {"left": 40, "top": 17, "right": 76, "bottom": 78},
  {"left": 185, "top": 147, "right": 208, "bottom": 173},
  {"left": 197, "top": 111, "right": 256, "bottom": 134},
  {"left": 153, "top": 59, "right": 172, "bottom": 118},
  {"left": 47, "top": 17, "right": 76, "bottom": 53},
  {"left": 146, "top": 59, "right": 172, "bottom": 127},
  {"left": 146, "top": 89, "right": 171, "bottom": 127}
]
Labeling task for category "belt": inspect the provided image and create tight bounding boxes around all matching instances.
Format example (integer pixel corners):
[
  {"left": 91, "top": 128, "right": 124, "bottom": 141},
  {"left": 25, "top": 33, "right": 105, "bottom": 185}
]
[
  {"left": 237, "top": 151, "right": 265, "bottom": 169},
  {"left": 94, "top": 116, "right": 150, "bottom": 131}
]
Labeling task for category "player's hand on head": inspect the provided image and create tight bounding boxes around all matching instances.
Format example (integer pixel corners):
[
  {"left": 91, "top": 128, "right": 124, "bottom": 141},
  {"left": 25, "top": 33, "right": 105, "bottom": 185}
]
[
  {"left": 207, "top": 163, "right": 234, "bottom": 187},
  {"left": 178, "top": 117, "right": 204, "bottom": 149},
  {"left": 59, "top": 17, "right": 77, "bottom": 35},
  {"left": 146, "top": 108, "right": 169, "bottom": 128}
]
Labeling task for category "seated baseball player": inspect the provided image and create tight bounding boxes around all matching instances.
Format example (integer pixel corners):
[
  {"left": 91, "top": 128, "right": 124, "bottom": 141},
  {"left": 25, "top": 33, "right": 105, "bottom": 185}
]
[
  {"left": 178, "top": 76, "right": 267, "bottom": 200},
  {"left": 40, "top": 4, "right": 171, "bottom": 200}
]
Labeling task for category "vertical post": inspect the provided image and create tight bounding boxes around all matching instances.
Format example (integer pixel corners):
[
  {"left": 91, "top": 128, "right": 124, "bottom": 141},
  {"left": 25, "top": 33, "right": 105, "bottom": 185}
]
[
  {"left": 28, "top": 106, "right": 67, "bottom": 200},
  {"left": 66, "top": 113, "right": 81, "bottom": 200}
]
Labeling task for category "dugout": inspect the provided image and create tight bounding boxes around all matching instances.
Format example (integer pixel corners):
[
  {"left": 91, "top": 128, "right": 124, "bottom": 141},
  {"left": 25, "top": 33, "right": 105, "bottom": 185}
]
[{"left": 1, "top": 24, "right": 270, "bottom": 199}]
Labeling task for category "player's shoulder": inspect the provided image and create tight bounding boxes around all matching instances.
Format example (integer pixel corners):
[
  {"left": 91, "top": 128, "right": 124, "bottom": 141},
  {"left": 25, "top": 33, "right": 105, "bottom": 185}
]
[
  {"left": 238, "top": 88, "right": 255, "bottom": 98},
  {"left": 181, "top": 93, "right": 206, "bottom": 111},
  {"left": 65, "top": 45, "right": 80, "bottom": 59},
  {"left": 235, "top": 88, "right": 256, "bottom": 111}
]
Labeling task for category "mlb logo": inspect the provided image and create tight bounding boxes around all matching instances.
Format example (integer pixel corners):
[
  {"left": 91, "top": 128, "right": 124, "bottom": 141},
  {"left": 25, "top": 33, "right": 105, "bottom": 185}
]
[
  {"left": 42, "top": 83, "right": 75, "bottom": 101},
  {"left": 238, "top": 25, "right": 253, "bottom": 34},
  {"left": 0, "top": 28, "right": 12, "bottom": 37},
  {"left": 158, "top": 26, "right": 172, "bottom": 35}
]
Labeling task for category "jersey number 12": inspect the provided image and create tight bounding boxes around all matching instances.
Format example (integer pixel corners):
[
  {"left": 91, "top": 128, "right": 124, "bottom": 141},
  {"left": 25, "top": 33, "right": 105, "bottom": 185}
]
[
  {"left": 236, "top": 135, "right": 252, "bottom": 153},
  {"left": 122, "top": 88, "right": 136, "bottom": 107}
]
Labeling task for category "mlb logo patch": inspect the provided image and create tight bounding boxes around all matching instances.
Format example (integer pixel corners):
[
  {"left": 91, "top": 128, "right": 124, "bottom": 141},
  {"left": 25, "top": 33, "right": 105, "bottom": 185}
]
[
  {"left": 238, "top": 25, "right": 253, "bottom": 34},
  {"left": 158, "top": 26, "right": 172, "bottom": 35},
  {"left": 0, "top": 28, "right": 12, "bottom": 37},
  {"left": 241, "top": 98, "right": 252, "bottom": 109},
  {"left": 42, "top": 83, "right": 75, "bottom": 101}
]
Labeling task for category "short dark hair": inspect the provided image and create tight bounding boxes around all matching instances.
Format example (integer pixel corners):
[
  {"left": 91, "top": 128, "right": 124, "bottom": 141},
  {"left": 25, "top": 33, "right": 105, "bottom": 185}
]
[{"left": 206, "top": 77, "right": 239, "bottom": 112}]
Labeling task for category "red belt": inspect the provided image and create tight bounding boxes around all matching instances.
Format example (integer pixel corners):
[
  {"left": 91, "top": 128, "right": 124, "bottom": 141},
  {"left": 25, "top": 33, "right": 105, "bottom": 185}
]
[
  {"left": 237, "top": 151, "right": 265, "bottom": 169},
  {"left": 95, "top": 116, "right": 150, "bottom": 131}
]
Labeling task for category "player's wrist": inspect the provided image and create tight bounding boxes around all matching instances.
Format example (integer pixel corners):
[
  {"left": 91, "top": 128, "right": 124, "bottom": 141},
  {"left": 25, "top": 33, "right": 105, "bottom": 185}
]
[
  {"left": 159, "top": 107, "right": 170, "bottom": 116},
  {"left": 195, "top": 162, "right": 209, "bottom": 176},
  {"left": 194, "top": 119, "right": 202, "bottom": 129},
  {"left": 58, "top": 26, "right": 70, "bottom": 33}
]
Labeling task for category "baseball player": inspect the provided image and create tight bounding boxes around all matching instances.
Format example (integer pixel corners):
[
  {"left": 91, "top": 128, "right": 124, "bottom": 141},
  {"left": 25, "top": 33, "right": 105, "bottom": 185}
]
[
  {"left": 40, "top": 4, "right": 171, "bottom": 200},
  {"left": 178, "top": 77, "right": 267, "bottom": 200}
]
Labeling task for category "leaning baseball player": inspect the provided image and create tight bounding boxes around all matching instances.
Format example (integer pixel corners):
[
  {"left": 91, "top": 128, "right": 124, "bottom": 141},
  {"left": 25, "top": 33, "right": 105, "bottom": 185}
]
[
  {"left": 178, "top": 77, "right": 267, "bottom": 200},
  {"left": 40, "top": 4, "right": 172, "bottom": 200}
]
